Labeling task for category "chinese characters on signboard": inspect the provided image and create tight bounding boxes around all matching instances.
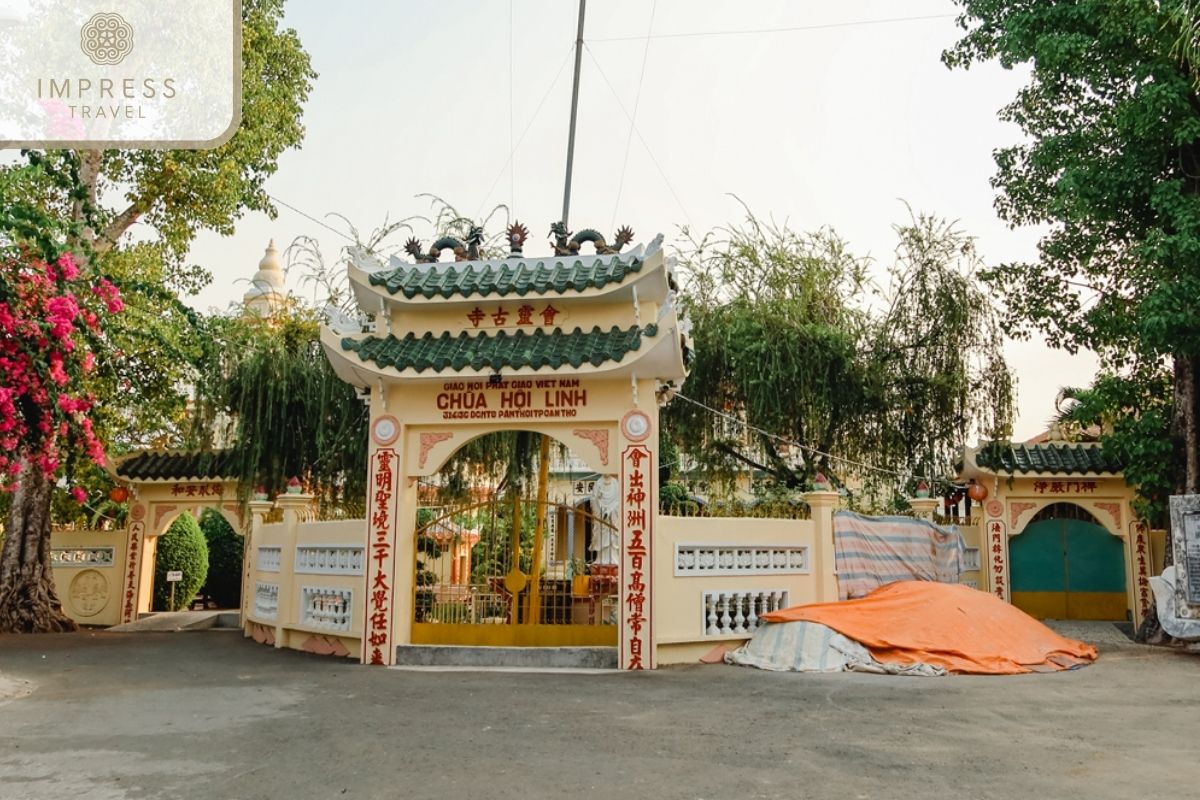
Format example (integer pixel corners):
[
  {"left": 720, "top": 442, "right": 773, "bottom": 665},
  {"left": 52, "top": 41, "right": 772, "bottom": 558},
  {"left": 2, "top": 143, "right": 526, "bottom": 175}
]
[
  {"left": 466, "top": 304, "right": 559, "bottom": 329},
  {"left": 1132, "top": 523, "right": 1151, "bottom": 620},
  {"left": 621, "top": 445, "right": 653, "bottom": 670},
  {"left": 1032, "top": 480, "right": 1097, "bottom": 494},
  {"left": 169, "top": 483, "right": 224, "bottom": 497},
  {"left": 987, "top": 518, "right": 1007, "bottom": 601},
  {"left": 122, "top": 520, "right": 144, "bottom": 623},
  {"left": 365, "top": 449, "right": 397, "bottom": 665}
]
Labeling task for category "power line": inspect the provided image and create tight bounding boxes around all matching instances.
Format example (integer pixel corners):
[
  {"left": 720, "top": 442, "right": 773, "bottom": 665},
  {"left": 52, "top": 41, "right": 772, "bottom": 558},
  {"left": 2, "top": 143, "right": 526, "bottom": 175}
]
[
  {"left": 583, "top": 43, "right": 694, "bottom": 232},
  {"left": 476, "top": 43, "right": 577, "bottom": 220},
  {"left": 590, "top": 13, "right": 955, "bottom": 43},
  {"left": 611, "top": 0, "right": 657, "bottom": 232},
  {"left": 267, "top": 193, "right": 358, "bottom": 245},
  {"left": 673, "top": 392, "right": 932, "bottom": 483}
]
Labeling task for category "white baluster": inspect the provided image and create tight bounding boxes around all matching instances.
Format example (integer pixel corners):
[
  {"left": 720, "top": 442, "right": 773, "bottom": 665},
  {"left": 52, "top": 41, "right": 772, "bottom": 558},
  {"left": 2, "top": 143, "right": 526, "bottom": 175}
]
[
  {"left": 706, "top": 594, "right": 719, "bottom": 635},
  {"left": 747, "top": 593, "right": 759, "bottom": 632},
  {"left": 733, "top": 593, "right": 747, "bottom": 633},
  {"left": 719, "top": 593, "right": 732, "bottom": 634}
]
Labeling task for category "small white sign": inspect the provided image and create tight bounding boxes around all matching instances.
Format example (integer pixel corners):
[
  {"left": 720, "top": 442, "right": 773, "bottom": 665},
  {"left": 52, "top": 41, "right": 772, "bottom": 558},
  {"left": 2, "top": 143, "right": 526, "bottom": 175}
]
[{"left": 166, "top": 570, "right": 183, "bottom": 582}]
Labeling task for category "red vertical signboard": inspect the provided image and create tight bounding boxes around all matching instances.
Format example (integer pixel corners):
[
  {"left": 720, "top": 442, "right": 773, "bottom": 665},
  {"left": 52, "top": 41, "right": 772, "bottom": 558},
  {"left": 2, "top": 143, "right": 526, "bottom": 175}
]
[
  {"left": 620, "top": 445, "right": 653, "bottom": 669},
  {"left": 364, "top": 448, "right": 398, "bottom": 665}
]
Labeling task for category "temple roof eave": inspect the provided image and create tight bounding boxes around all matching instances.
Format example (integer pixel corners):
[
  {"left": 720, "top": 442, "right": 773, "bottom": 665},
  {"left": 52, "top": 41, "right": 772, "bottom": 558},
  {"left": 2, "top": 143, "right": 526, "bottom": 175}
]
[
  {"left": 345, "top": 242, "right": 672, "bottom": 311},
  {"left": 956, "top": 441, "right": 1124, "bottom": 481},
  {"left": 319, "top": 324, "right": 687, "bottom": 388}
]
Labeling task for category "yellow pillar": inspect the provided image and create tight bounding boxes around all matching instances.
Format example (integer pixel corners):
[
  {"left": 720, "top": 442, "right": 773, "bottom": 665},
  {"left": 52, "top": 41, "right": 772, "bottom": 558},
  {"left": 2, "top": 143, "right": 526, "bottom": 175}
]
[
  {"left": 909, "top": 497, "right": 940, "bottom": 521},
  {"left": 273, "top": 492, "right": 312, "bottom": 648},
  {"left": 805, "top": 490, "right": 840, "bottom": 602},
  {"left": 242, "top": 499, "right": 274, "bottom": 639},
  {"left": 527, "top": 435, "right": 552, "bottom": 624}
]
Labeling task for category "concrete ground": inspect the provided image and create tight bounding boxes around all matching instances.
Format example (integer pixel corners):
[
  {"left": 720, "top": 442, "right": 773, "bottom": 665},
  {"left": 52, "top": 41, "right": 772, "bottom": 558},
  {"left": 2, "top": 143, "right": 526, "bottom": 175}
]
[{"left": 1, "top": 627, "right": 1198, "bottom": 800}]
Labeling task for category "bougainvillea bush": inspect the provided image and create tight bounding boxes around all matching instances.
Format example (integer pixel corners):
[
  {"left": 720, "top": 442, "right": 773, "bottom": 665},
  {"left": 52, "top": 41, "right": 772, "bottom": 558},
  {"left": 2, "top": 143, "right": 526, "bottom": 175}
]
[{"left": 0, "top": 249, "right": 121, "bottom": 488}]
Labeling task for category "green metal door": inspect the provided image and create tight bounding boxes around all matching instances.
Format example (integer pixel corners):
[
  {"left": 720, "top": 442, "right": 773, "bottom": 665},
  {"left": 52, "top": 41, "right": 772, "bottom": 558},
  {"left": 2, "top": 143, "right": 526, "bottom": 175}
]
[{"left": 1010, "top": 514, "right": 1127, "bottom": 620}]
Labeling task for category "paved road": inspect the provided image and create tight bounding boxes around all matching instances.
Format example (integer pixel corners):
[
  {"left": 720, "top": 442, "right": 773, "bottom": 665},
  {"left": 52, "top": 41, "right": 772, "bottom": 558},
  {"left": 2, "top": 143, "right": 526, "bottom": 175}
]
[{"left": 1, "top": 630, "right": 1197, "bottom": 800}]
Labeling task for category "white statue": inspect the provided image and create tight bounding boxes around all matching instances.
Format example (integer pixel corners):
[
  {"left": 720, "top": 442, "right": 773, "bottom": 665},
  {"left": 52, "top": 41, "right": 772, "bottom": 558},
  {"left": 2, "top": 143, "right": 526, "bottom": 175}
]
[{"left": 589, "top": 475, "right": 621, "bottom": 565}]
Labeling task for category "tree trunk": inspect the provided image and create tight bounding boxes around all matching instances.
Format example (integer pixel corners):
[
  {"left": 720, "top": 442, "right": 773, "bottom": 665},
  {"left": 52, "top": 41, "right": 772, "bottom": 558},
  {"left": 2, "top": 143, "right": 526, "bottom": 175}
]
[
  {"left": 0, "top": 458, "right": 77, "bottom": 633},
  {"left": 1183, "top": 353, "right": 1200, "bottom": 494},
  {"left": 1137, "top": 352, "right": 1199, "bottom": 644}
]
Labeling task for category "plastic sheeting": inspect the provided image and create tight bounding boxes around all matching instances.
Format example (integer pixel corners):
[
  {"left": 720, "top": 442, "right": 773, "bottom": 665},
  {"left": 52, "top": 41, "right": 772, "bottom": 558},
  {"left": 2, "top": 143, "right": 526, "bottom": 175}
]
[
  {"left": 758, "top": 581, "right": 1097, "bottom": 675},
  {"left": 725, "top": 619, "right": 946, "bottom": 676},
  {"left": 834, "top": 511, "right": 964, "bottom": 600},
  {"left": 1149, "top": 566, "right": 1200, "bottom": 641}
]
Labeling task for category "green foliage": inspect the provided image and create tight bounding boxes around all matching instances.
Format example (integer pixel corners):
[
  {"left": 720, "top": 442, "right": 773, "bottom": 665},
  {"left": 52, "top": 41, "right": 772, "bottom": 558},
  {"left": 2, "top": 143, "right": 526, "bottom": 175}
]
[
  {"left": 198, "top": 509, "right": 243, "bottom": 608},
  {"left": 153, "top": 513, "right": 209, "bottom": 611},
  {"left": 667, "top": 208, "right": 1012, "bottom": 505},
  {"left": 190, "top": 311, "right": 368, "bottom": 505},
  {"left": 944, "top": 1, "right": 1200, "bottom": 359},
  {"left": 1057, "top": 371, "right": 1177, "bottom": 524},
  {"left": 946, "top": 0, "right": 1200, "bottom": 506},
  {"left": 0, "top": 0, "right": 316, "bottom": 522}
]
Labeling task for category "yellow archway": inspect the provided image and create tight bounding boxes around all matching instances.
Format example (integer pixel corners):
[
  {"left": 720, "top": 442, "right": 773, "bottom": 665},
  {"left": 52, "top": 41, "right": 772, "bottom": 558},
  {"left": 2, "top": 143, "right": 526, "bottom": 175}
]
[{"left": 321, "top": 229, "right": 689, "bottom": 667}]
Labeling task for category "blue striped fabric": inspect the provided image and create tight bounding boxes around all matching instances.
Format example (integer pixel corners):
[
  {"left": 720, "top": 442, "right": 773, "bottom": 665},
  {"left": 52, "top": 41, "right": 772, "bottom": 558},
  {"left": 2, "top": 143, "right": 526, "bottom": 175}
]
[{"left": 834, "top": 510, "right": 965, "bottom": 600}]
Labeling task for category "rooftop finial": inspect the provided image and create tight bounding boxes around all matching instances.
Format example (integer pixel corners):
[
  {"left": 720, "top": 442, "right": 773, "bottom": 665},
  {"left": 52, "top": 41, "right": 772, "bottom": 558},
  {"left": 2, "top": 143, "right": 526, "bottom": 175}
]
[{"left": 507, "top": 221, "right": 529, "bottom": 258}]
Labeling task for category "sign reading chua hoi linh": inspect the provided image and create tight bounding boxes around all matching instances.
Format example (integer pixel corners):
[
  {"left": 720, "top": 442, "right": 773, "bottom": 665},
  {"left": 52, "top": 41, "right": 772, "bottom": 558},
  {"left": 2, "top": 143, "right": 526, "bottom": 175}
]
[{"left": 320, "top": 220, "right": 691, "bottom": 667}]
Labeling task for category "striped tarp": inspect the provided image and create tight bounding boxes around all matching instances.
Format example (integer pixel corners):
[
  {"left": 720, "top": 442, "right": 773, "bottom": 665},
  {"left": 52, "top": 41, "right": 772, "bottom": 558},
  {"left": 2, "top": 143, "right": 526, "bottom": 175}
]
[{"left": 834, "top": 510, "right": 965, "bottom": 600}]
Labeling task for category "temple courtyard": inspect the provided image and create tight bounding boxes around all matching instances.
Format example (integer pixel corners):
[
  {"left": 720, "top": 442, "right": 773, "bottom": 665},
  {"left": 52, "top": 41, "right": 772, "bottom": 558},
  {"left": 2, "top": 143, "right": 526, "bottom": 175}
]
[{"left": 1, "top": 628, "right": 1197, "bottom": 800}]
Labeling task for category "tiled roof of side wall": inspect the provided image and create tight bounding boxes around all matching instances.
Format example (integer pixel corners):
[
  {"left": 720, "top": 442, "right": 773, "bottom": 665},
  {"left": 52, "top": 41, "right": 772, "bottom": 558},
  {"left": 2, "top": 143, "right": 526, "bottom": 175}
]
[
  {"left": 114, "top": 450, "right": 237, "bottom": 481},
  {"left": 975, "top": 442, "right": 1123, "bottom": 475}
]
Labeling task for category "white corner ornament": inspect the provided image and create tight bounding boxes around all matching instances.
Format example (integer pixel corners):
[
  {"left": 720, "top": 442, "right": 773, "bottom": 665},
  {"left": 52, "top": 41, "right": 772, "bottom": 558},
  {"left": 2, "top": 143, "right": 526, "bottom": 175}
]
[
  {"left": 371, "top": 415, "right": 400, "bottom": 446},
  {"left": 621, "top": 410, "right": 651, "bottom": 443}
]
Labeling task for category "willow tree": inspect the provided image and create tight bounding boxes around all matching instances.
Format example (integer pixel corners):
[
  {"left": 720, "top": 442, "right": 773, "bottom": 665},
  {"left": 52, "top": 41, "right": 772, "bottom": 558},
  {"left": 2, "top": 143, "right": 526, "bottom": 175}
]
[
  {"left": 0, "top": 0, "right": 315, "bottom": 632},
  {"left": 665, "top": 210, "right": 1013, "bottom": 505},
  {"left": 190, "top": 311, "right": 368, "bottom": 512}
]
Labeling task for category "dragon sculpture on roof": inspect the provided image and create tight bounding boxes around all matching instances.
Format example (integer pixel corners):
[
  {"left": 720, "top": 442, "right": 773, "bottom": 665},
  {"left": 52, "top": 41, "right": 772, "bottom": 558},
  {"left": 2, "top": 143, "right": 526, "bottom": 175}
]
[
  {"left": 404, "top": 225, "right": 486, "bottom": 263},
  {"left": 549, "top": 222, "right": 635, "bottom": 256}
]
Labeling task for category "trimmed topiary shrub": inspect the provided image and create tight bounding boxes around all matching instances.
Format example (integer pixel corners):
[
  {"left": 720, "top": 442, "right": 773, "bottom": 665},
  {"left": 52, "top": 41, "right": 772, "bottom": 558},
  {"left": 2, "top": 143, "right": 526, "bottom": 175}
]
[
  {"left": 198, "top": 508, "right": 243, "bottom": 608},
  {"left": 153, "top": 512, "right": 209, "bottom": 611}
]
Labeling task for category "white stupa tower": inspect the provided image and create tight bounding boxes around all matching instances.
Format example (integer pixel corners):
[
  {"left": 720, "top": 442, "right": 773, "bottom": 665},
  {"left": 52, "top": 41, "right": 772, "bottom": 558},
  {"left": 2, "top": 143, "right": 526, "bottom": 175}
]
[{"left": 243, "top": 239, "right": 286, "bottom": 316}]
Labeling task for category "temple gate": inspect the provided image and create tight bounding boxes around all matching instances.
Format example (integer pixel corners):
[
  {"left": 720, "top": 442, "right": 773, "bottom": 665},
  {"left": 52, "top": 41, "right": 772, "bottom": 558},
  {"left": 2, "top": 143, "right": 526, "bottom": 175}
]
[{"left": 321, "top": 224, "right": 690, "bottom": 667}]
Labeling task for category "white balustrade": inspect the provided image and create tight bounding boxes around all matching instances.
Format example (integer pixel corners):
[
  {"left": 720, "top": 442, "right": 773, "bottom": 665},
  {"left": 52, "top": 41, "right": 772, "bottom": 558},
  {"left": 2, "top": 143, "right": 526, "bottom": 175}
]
[
  {"left": 51, "top": 547, "right": 114, "bottom": 567},
  {"left": 301, "top": 586, "right": 353, "bottom": 631},
  {"left": 962, "top": 547, "right": 981, "bottom": 571},
  {"left": 702, "top": 589, "right": 789, "bottom": 636},
  {"left": 254, "top": 582, "right": 279, "bottom": 620},
  {"left": 676, "top": 544, "right": 808, "bottom": 576},
  {"left": 257, "top": 546, "right": 282, "bottom": 572},
  {"left": 295, "top": 546, "right": 364, "bottom": 575}
]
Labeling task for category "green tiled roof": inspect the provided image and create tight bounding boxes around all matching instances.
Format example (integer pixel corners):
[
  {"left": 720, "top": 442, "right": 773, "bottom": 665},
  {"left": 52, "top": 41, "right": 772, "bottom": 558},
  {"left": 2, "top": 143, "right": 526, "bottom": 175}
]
[
  {"left": 341, "top": 324, "right": 658, "bottom": 373},
  {"left": 976, "top": 442, "right": 1123, "bottom": 475},
  {"left": 366, "top": 255, "right": 644, "bottom": 299},
  {"left": 115, "top": 450, "right": 236, "bottom": 481}
]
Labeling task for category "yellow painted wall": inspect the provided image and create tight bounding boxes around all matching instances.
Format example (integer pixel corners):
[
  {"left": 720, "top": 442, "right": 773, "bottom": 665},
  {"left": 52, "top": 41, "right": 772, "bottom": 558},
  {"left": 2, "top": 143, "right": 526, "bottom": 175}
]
[
  {"left": 243, "top": 511, "right": 365, "bottom": 658},
  {"left": 653, "top": 514, "right": 831, "bottom": 665},
  {"left": 50, "top": 528, "right": 129, "bottom": 627},
  {"left": 957, "top": 521, "right": 984, "bottom": 591}
]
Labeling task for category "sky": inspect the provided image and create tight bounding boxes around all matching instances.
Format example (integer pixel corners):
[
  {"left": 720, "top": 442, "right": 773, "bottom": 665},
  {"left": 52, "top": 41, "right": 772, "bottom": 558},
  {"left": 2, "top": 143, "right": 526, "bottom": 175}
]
[{"left": 183, "top": 0, "right": 1099, "bottom": 442}]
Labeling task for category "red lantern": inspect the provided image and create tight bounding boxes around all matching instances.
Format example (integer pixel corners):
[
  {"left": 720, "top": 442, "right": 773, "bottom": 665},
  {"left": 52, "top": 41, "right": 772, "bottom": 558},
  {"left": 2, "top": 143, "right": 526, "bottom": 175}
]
[
  {"left": 108, "top": 486, "right": 130, "bottom": 503},
  {"left": 967, "top": 480, "right": 988, "bottom": 502}
]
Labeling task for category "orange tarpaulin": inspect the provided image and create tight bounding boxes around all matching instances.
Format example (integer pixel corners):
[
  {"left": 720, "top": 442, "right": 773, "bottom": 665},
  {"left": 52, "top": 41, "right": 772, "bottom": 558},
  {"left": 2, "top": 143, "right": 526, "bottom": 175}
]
[{"left": 762, "top": 581, "right": 1098, "bottom": 674}]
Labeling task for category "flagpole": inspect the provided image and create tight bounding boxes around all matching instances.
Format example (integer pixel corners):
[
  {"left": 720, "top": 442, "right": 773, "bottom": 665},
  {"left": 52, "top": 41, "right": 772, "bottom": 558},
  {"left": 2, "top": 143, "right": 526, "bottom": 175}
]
[{"left": 561, "top": 0, "right": 587, "bottom": 229}]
